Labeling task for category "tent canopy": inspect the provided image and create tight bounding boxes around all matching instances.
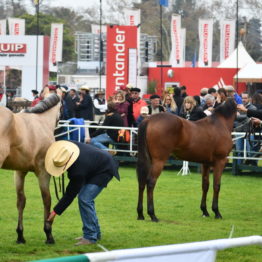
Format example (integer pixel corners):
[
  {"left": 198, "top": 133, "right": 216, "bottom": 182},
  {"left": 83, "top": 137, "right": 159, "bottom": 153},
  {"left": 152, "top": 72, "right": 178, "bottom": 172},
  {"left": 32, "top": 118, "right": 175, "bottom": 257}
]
[
  {"left": 234, "top": 63, "right": 262, "bottom": 83},
  {"left": 218, "top": 42, "right": 256, "bottom": 69}
]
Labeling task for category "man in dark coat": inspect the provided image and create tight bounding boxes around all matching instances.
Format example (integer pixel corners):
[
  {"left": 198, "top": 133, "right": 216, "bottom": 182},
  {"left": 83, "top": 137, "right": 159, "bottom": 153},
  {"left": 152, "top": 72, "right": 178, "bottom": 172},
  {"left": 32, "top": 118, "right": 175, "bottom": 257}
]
[
  {"left": 75, "top": 87, "right": 94, "bottom": 120},
  {"left": 46, "top": 140, "right": 120, "bottom": 245}
]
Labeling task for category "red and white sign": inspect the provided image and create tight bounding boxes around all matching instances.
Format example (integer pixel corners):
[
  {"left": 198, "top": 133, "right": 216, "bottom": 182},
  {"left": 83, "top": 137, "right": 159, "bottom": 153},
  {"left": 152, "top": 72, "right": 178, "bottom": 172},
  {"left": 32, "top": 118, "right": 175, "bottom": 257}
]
[
  {"left": 0, "top": 35, "right": 50, "bottom": 99},
  {"left": 8, "top": 18, "right": 25, "bottom": 35},
  {"left": 169, "top": 15, "right": 182, "bottom": 67},
  {"left": 106, "top": 25, "right": 137, "bottom": 98},
  {"left": 0, "top": 43, "right": 26, "bottom": 53},
  {"left": 198, "top": 19, "right": 213, "bottom": 67},
  {"left": 0, "top": 20, "right": 6, "bottom": 35},
  {"left": 49, "top": 23, "right": 63, "bottom": 72},
  {"left": 220, "top": 19, "right": 235, "bottom": 63}
]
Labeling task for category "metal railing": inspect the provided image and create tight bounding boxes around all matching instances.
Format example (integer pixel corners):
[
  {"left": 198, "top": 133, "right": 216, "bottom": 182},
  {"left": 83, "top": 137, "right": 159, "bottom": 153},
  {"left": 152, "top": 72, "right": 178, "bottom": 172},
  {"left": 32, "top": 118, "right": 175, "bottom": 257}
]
[{"left": 55, "top": 121, "right": 262, "bottom": 162}]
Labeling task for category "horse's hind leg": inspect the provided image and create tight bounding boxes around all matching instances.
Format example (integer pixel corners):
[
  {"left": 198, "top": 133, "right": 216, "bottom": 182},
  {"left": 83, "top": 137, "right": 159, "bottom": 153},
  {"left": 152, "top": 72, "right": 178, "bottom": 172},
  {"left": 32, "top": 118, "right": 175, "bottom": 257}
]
[
  {"left": 147, "top": 160, "right": 164, "bottom": 222},
  {"left": 37, "top": 172, "right": 55, "bottom": 244},
  {"left": 212, "top": 160, "right": 226, "bottom": 219},
  {"left": 14, "top": 171, "right": 27, "bottom": 244},
  {"left": 200, "top": 164, "right": 210, "bottom": 217},
  {"left": 137, "top": 179, "right": 146, "bottom": 220}
]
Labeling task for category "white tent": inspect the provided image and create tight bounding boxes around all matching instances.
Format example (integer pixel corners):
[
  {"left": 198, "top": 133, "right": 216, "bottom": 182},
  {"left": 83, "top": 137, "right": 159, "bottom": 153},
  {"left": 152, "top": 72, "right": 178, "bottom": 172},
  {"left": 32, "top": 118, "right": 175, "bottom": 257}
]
[
  {"left": 218, "top": 42, "right": 256, "bottom": 68},
  {"left": 234, "top": 63, "right": 262, "bottom": 83}
]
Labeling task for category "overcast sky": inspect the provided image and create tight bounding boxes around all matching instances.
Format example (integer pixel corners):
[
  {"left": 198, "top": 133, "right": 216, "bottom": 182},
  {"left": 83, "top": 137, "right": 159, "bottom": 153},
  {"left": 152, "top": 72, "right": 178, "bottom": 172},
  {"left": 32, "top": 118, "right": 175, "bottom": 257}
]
[{"left": 23, "top": 0, "right": 98, "bottom": 12}]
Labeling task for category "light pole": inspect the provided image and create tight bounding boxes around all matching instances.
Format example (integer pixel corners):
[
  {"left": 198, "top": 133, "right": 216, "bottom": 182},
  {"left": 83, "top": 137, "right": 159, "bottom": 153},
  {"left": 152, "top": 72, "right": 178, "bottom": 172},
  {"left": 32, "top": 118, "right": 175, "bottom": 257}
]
[
  {"left": 236, "top": 0, "right": 239, "bottom": 92},
  {"left": 99, "top": 0, "right": 102, "bottom": 91},
  {"left": 34, "top": 0, "right": 40, "bottom": 91}
]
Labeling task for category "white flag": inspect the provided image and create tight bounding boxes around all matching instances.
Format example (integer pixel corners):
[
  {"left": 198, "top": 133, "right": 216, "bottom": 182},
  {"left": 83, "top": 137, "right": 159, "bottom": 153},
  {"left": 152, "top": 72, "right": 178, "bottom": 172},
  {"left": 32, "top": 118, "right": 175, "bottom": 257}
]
[
  {"left": 169, "top": 15, "right": 182, "bottom": 67},
  {"left": 49, "top": 23, "right": 63, "bottom": 72},
  {"left": 0, "top": 20, "right": 6, "bottom": 35},
  {"left": 91, "top": 24, "right": 107, "bottom": 34},
  {"left": 198, "top": 19, "right": 213, "bottom": 67},
  {"left": 220, "top": 19, "right": 236, "bottom": 63},
  {"left": 8, "top": 18, "right": 25, "bottom": 35}
]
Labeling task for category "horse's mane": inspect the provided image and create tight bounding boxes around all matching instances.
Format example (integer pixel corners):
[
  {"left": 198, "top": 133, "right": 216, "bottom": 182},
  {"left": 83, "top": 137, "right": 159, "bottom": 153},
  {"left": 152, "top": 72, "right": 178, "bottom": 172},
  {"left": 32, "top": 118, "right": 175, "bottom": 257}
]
[
  {"left": 212, "top": 98, "right": 237, "bottom": 119},
  {"left": 24, "top": 94, "right": 60, "bottom": 114}
]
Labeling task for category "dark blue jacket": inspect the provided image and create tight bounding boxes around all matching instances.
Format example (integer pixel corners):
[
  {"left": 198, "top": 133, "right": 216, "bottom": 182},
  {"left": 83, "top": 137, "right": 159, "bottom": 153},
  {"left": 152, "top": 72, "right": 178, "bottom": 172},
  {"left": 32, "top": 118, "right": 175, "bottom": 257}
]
[{"left": 54, "top": 141, "right": 120, "bottom": 215}]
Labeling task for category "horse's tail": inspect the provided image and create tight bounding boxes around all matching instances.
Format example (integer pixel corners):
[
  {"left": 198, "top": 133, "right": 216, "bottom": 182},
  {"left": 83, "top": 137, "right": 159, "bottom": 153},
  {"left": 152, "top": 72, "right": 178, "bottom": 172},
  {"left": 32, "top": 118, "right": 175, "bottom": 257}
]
[{"left": 137, "top": 119, "right": 151, "bottom": 185}]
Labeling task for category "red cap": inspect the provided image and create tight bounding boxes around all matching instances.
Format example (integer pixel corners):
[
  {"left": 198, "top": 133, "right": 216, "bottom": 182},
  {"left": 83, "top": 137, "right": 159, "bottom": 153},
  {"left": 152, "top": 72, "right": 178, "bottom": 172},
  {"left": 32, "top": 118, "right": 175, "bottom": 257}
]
[{"left": 48, "top": 85, "right": 56, "bottom": 91}]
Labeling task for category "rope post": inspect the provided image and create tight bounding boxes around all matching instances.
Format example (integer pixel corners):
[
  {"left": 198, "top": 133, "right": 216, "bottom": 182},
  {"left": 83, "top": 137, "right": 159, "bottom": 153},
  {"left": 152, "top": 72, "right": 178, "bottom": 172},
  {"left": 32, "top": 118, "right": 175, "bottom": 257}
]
[{"left": 177, "top": 161, "right": 190, "bottom": 176}]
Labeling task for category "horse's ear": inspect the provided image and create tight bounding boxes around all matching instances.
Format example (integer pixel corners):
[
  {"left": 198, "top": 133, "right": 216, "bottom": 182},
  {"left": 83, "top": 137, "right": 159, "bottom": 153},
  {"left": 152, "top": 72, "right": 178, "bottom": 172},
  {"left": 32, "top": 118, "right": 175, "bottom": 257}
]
[
  {"left": 56, "top": 88, "right": 62, "bottom": 97},
  {"left": 42, "top": 87, "right": 50, "bottom": 98}
]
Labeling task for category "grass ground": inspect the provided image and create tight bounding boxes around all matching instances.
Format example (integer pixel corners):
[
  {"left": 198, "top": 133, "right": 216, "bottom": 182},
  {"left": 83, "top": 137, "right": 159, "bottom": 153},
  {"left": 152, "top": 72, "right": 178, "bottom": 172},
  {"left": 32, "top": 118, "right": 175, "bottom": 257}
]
[{"left": 0, "top": 165, "right": 262, "bottom": 261}]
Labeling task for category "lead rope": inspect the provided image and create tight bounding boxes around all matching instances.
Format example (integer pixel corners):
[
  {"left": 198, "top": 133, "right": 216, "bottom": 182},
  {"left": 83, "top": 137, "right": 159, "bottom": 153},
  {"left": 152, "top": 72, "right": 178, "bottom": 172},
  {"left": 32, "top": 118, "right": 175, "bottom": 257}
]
[{"left": 53, "top": 174, "right": 65, "bottom": 201}]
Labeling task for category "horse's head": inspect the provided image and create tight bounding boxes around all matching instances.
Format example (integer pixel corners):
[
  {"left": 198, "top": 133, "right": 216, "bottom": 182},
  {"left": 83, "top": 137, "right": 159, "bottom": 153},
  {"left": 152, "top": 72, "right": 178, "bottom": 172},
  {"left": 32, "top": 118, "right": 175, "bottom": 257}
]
[{"left": 213, "top": 98, "right": 237, "bottom": 119}]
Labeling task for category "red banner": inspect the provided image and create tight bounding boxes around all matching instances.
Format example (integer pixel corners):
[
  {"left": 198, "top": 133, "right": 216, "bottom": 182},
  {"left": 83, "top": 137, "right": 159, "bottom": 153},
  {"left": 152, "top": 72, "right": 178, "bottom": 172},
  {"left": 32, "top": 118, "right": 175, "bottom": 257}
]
[{"left": 106, "top": 25, "right": 137, "bottom": 98}]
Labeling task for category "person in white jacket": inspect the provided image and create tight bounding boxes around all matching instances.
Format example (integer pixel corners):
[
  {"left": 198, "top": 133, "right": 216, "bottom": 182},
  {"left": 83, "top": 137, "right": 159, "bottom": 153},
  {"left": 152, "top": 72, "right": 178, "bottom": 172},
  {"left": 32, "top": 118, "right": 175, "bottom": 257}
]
[{"left": 93, "top": 91, "right": 107, "bottom": 123}]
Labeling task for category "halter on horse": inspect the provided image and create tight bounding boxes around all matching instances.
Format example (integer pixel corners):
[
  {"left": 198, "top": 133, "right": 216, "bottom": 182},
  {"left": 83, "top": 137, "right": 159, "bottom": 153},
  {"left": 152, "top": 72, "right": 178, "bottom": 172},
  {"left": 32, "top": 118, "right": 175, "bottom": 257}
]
[
  {"left": 137, "top": 98, "right": 237, "bottom": 222},
  {"left": 0, "top": 89, "right": 61, "bottom": 243}
]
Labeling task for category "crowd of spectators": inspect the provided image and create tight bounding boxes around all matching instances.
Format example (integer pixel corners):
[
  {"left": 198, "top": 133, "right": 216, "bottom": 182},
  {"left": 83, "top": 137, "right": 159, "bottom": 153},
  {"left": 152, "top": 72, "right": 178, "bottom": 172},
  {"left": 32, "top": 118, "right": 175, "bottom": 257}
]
[{"left": 1, "top": 82, "right": 262, "bottom": 162}]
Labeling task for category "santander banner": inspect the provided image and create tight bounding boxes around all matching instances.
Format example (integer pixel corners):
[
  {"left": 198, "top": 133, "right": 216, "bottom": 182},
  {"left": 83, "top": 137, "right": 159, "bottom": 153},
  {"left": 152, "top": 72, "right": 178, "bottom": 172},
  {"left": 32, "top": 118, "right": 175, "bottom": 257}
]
[
  {"left": 0, "top": 20, "right": 6, "bottom": 35},
  {"left": 106, "top": 25, "right": 137, "bottom": 98},
  {"left": 220, "top": 19, "right": 235, "bottom": 63},
  {"left": 8, "top": 18, "right": 25, "bottom": 35},
  {"left": 49, "top": 23, "right": 63, "bottom": 72},
  {"left": 198, "top": 19, "right": 213, "bottom": 67},
  {"left": 169, "top": 15, "right": 182, "bottom": 67}
]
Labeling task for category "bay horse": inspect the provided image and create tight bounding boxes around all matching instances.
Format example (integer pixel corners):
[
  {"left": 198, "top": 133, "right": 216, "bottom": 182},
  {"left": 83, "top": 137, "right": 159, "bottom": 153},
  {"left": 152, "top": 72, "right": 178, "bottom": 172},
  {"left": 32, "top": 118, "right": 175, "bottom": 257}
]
[
  {"left": 137, "top": 98, "right": 237, "bottom": 222},
  {"left": 0, "top": 88, "right": 61, "bottom": 243}
]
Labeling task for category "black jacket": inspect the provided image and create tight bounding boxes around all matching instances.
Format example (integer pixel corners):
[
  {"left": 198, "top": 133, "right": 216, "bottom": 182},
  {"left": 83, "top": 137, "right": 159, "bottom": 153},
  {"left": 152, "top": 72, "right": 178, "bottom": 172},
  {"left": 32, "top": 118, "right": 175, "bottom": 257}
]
[
  {"left": 91, "top": 112, "right": 124, "bottom": 141},
  {"left": 53, "top": 141, "right": 120, "bottom": 215}
]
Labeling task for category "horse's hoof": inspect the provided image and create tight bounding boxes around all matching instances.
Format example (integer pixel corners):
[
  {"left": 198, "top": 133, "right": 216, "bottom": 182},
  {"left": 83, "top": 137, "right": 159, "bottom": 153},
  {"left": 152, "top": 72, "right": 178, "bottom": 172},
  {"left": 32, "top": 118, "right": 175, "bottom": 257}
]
[
  {"left": 137, "top": 216, "right": 145, "bottom": 220},
  {"left": 202, "top": 211, "right": 210, "bottom": 217},
  {"left": 16, "top": 239, "right": 26, "bottom": 244},
  {"left": 215, "top": 214, "right": 222, "bottom": 219},
  {"left": 45, "top": 238, "right": 55, "bottom": 244},
  {"left": 151, "top": 217, "right": 159, "bottom": 222}
]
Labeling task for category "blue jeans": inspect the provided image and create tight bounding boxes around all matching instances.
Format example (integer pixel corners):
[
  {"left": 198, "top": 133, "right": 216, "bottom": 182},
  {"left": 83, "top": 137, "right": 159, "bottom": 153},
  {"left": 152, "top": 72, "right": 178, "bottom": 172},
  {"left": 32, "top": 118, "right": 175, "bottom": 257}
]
[
  {"left": 235, "top": 135, "right": 255, "bottom": 164},
  {"left": 90, "top": 133, "right": 114, "bottom": 150},
  {"left": 78, "top": 184, "right": 103, "bottom": 242}
]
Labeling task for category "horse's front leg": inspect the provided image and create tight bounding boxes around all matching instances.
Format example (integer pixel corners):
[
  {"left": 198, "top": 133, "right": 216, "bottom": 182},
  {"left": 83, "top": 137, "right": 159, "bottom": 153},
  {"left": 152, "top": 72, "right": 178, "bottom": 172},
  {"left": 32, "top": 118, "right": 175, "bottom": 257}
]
[
  {"left": 200, "top": 164, "right": 210, "bottom": 217},
  {"left": 212, "top": 159, "right": 227, "bottom": 219},
  {"left": 14, "top": 171, "right": 27, "bottom": 244},
  {"left": 38, "top": 172, "right": 55, "bottom": 244},
  {"left": 147, "top": 160, "right": 164, "bottom": 222}
]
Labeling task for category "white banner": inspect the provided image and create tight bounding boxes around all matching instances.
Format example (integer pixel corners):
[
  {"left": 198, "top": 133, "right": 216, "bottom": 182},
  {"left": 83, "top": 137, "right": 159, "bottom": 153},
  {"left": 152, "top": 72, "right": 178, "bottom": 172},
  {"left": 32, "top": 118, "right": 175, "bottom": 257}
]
[
  {"left": 169, "top": 15, "right": 182, "bottom": 67},
  {"left": 220, "top": 19, "right": 236, "bottom": 63},
  {"left": 0, "top": 20, "right": 6, "bottom": 35},
  {"left": 123, "top": 8, "right": 141, "bottom": 73},
  {"left": 91, "top": 24, "right": 107, "bottom": 34},
  {"left": 181, "top": 28, "right": 186, "bottom": 67},
  {"left": 198, "top": 19, "right": 213, "bottom": 67},
  {"left": 49, "top": 23, "right": 63, "bottom": 72},
  {"left": 123, "top": 9, "right": 141, "bottom": 26},
  {"left": 8, "top": 18, "right": 25, "bottom": 35},
  {"left": 128, "top": 48, "right": 137, "bottom": 88}
]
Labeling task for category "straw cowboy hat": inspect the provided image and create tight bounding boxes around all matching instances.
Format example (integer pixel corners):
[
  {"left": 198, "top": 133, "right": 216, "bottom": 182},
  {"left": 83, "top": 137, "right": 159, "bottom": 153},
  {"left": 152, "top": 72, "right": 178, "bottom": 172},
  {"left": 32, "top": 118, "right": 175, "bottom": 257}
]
[
  {"left": 45, "top": 141, "right": 80, "bottom": 177},
  {"left": 80, "top": 85, "right": 90, "bottom": 91}
]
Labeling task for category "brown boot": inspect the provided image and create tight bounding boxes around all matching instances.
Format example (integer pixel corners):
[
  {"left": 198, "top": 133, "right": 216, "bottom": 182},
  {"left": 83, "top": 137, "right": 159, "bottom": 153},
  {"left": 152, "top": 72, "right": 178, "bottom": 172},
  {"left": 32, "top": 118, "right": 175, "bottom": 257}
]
[{"left": 74, "top": 238, "right": 95, "bottom": 246}]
